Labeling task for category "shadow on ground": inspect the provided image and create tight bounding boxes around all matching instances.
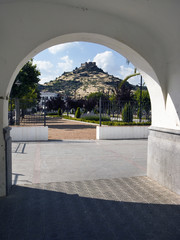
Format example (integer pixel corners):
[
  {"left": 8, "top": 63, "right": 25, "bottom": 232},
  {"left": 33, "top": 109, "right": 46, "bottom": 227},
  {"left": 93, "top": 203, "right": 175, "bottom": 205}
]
[
  {"left": 47, "top": 124, "right": 96, "bottom": 130},
  {"left": 0, "top": 179, "right": 180, "bottom": 240}
]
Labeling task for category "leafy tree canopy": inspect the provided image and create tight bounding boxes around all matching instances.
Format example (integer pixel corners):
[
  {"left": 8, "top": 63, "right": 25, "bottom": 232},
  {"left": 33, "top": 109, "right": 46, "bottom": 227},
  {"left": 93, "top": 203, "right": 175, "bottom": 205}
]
[
  {"left": 46, "top": 95, "right": 65, "bottom": 111},
  {"left": 133, "top": 89, "right": 150, "bottom": 104},
  {"left": 10, "top": 59, "right": 41, "bottom": 99},
  {"left": 134, "top": 89, "right": 151, "bottom": 119},
  {"left": 112, "top": 82, "right": 133, "bottom": 102},
  {"left": 87, "top": 92, "right": 108, "bottom": 101},
  {"left": 85, "top": 92, "right": 109, "bottom": 111}
]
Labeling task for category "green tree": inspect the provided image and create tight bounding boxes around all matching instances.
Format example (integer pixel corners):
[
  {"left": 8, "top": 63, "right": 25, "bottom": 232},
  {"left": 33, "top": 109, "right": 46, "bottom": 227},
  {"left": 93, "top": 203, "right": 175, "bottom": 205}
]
[
  {"left": 58, "top": 108, "right": 62, "bottom": 117},
  {"left": 46, "top": 95, "right": 65, "bottom": 111},
  {"left": 134, "top": 89, "right": 151, "bottom": 119},
  {"left": 114, "top": 68, "right": 140, "bottom": 102},
  {"left": 10, "top": 59, "right": 41, "bottom": 124},
  {"left": 113, "top": 67, "right": 140, "bottom": 102},
  {"left": 11, "top": 59, "right": 40, "bottom": 99},
  {"left": 87, "top": 92, "right": 108, "bottom": 102},
  {"left": 112, "top": 81, "right": 133, "bottom": 102},
  {"left": 85, "top": 92, "right": 109, "bottom": 112},
  {"left": 122, "top": 102, "right": 133, "bottom": 122},
  {"left": 118, "top": 70, "right": 140, "bottom": 89},
  {"left": 75, "top": 107, "right": 81, "bottom": 118}
]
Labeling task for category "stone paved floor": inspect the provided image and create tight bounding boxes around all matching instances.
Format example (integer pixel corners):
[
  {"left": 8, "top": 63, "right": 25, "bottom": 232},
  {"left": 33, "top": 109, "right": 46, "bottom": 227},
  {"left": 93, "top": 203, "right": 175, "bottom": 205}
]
[
  {"left": 0, "top": 176, "right": 180, "bottom": 240},
  {"left": 12, "top": 140, "right": 147, "bottom": 185}
]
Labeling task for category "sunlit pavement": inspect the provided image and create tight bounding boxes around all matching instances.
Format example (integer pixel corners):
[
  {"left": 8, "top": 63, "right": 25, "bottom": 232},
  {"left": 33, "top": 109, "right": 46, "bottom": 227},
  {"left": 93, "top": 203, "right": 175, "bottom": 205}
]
[{"left": 12, "top": 140, "right": 147, "bottom": 185}]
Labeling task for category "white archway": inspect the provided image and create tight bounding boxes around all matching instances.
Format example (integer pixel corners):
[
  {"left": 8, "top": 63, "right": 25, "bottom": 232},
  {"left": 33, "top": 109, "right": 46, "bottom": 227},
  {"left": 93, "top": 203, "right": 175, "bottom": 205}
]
[
  {"left": 6, "top": 33, "right": 166, "bottom": 128},
  {"left": 0, "top": 0, "right": 180, "bottom": 196}
]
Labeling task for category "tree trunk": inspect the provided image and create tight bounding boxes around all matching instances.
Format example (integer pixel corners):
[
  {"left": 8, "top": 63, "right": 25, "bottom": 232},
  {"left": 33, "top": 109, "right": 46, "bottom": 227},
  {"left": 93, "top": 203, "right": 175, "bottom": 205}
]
[{"left": 15, "top": 98, "right": 20, "bottom": 125}]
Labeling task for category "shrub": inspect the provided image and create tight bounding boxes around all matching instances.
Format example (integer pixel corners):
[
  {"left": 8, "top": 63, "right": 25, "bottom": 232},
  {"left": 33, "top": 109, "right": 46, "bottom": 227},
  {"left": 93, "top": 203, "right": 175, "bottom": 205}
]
[
  {"left": 48, "top": 112, "right": 58, "bottom": 116},
  {"left": 62, "top": 115, "right": 151, "bottom": 126},
  {"left": 81, "top": 115, "right": 110, "bottom": 121},
  {"left": 122, "top": 103, "right": 133, "bottom": 122},
  {"left": 93, "top": 109, "right": 98, "bottom": 114},
  {"left": 137, "top": 108, "right": 140, "bottom": 119},
  {"left": 75, "top": 107, "right": 81, "bottom": 118},
  {"left": 58, "top": 108, "right": 62, "bottom": 117}
]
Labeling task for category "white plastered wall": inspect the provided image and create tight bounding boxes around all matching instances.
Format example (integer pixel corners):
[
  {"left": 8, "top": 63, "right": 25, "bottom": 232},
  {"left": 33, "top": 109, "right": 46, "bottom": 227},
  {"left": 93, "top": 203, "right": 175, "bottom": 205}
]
[
  {"left": 0, "top": 1, "right": 179, "bottom": 129},
  {"left": 0, "top": 0, "right": 180, "bottom": 195}
]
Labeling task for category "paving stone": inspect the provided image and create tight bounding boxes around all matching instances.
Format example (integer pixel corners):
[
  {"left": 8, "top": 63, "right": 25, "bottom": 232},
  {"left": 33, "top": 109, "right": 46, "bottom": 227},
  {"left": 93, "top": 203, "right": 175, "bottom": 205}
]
[
  {"left": 12, "top": 140, "right": 148, "bottom": 185},
  {"left": 0, "top": 176, "right": 180, "bottom": 240}
]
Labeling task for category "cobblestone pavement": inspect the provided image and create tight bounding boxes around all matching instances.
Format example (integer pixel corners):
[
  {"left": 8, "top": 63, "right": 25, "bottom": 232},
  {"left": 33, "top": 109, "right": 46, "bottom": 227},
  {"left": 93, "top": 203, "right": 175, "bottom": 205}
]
[{"left": 0, "top": 176, "right": 180, "bottom": 240}]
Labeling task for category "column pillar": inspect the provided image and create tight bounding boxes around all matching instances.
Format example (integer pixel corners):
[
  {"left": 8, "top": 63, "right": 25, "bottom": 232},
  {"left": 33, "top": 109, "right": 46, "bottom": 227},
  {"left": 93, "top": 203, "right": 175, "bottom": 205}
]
[
  {"left": 147, "top": 126, "right": 180, "bottom": 195},
  {"left": 0, "top": 97, "right": 9, "bottom": 197}
]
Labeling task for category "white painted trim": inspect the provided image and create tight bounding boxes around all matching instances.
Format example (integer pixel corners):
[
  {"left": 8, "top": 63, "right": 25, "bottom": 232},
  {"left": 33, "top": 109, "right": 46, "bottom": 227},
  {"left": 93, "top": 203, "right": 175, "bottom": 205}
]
[
  {"left": 96, "top": 126, "right": 149, "bottom": 140},
  {"left": 10, "top": 126, "right": 48, "bottom": 141}
]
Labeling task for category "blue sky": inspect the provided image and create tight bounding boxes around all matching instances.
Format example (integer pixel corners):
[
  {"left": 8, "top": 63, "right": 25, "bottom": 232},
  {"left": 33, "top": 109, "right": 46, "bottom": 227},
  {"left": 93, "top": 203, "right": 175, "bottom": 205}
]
[{"left": 33, "top": 41, "right": 140, "bottom": 85}]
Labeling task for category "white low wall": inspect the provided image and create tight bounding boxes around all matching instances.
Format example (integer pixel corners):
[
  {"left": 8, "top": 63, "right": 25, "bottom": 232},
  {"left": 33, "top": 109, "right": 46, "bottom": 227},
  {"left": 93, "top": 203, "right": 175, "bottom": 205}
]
[
  {"left": 96, "top": 126, "right": 149, "bottom": 140},
  {"left": 10, "top": 126, "right": 48, "bottom": 141}
]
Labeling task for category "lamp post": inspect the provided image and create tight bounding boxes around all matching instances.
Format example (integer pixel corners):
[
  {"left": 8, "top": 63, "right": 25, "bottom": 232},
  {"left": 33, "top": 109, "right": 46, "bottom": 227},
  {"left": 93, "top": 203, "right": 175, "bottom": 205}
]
[
  {"left": 139, "top": 75, "right": 143, "bottom": 122},
  {"left": 14, "top": 79, "right": 22, "bottom": 125},
  {"left": 9, "top": 97, "right": 14, "bottom": 125},
  {"left": 42, "top": 97, "right": 47, "bottom": 126},
  {"left": 99, "top": 97, "right": 102, "bottom": 126}
]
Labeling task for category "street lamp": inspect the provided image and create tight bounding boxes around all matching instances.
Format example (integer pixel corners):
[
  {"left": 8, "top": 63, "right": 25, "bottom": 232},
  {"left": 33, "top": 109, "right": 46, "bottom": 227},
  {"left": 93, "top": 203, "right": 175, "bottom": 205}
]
[
  {"left": 99, "top": 97, "right": 102, "bottom": 126},
  {"left": 9, "top": 79, "right": 22, "bottom": 125},
  {"left": 14, "top": 80, "right": 22, "bottom": 125},
  {"left": 139, "top": 75, "right": 143, "bottom": 122},
  {"left": 9, "top": 97, "right": 14, "bottom": 125},
  {"left": 42, "top": 97, "right": 47, "bottom": 126}
]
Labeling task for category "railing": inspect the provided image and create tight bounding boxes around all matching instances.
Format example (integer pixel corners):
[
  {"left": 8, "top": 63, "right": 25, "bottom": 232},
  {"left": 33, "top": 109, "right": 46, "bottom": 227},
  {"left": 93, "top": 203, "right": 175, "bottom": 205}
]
[
  {"left": 8, "top": 97, "right": 151, "bottom": 126},
  {"left": 97, "top": 99, "right": 151, "bottom": 124},
  {"left": 8, "top": 98, "right": 46, "bottom": 126}
]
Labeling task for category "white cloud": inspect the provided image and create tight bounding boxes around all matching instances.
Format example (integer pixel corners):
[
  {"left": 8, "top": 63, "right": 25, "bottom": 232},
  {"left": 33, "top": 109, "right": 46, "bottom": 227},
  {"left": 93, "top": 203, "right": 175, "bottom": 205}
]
[
  {"left": 33, "top": 60, "right": 53, "bottom": 72},
  {"left": 93, "top": 51, "right": 127, "bottom": 78},
  {"left": 119, "top": 66, "right": 140, "bottom": 85},
  {"left": 93, "top": 51, "right": 140, "bottom": 85},
  {"left": 57, "top": 56, "right": 73, "bottom": 73},
  {"left": 119, "top": 66, "right": 134, "bottom": 79},
  {"left": 93, "top": 51, "right": 114, "bottom": 73},
  {"left": 38, "top": 56, "right": 74, "bottom": 84},
  {"left": 48, "top": 42, "right": 79, "bottom": 54},
  {"left": 39, "top": 75, "right": 57, "bottom": 84}
]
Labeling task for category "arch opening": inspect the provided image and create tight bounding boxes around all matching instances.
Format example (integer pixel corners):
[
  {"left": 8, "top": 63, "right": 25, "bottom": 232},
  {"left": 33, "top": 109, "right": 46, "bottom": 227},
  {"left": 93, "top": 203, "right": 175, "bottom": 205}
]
[
  {"left": 6, "top": 33, "right": 167, "bottom": 128},
  {"left": 0, "top": 0, "right": 179, "bottom": 198},
  {"left": 10, "top": 36, "right": 151, "bottom": 186}
]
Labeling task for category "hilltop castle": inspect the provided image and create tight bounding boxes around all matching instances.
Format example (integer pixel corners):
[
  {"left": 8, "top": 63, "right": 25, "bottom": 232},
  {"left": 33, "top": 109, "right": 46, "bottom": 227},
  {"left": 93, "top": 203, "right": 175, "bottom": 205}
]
[
  {"left": 73, "top": 62, "right": 103, "bottom": 74},
  {"left": 80, "top": 62, "right": 96, "bottom": 68}
]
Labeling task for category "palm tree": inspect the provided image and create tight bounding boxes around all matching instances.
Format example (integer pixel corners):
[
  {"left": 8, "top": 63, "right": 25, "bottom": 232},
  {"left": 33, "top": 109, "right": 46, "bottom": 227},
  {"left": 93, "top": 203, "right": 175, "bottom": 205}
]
[{"left": 118, "top": 68, "right": 140, "bottom": 89}]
